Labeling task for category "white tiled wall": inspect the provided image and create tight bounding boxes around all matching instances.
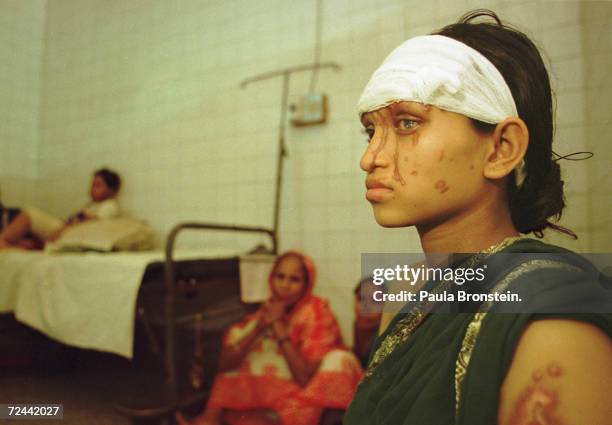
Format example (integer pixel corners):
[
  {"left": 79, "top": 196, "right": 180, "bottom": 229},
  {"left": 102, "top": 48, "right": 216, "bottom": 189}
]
[
  {"left": 581, "top": 2, "right": 612, "bottom": 252},
  {"left": 2, "top": 0, "right": 610, "bottom": 340},
  {"left": 0, "top": 0, "right": 46, "bottom": 206}
]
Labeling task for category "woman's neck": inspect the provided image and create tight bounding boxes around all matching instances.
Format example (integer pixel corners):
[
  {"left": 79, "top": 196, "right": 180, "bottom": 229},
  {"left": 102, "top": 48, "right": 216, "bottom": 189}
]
[
  {"left": 92, "top": 194, "right": 115, "bottom": 203},
  {"left": 417, "top": 197, "right": 520, "bottom": 255}
]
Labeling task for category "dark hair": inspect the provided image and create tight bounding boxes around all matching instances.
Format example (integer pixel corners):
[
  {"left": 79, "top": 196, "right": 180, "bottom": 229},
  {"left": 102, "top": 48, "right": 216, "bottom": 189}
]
[
  {"left": 434, "top": 10, "right": 575, "bottom": 239},
  {"left": 95, "top": 168, "right": 121, "bottom": 192},
  {"left": 354, "top": 276, "right": 387, "bottom": 295}
]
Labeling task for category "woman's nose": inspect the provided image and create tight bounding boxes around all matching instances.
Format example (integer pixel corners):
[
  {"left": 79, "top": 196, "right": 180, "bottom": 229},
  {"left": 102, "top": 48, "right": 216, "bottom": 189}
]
[
  {"left": 360, "top": 146, "right": 373, "bottom": 172},
  {"left": 360, "top": 128, "right": 392, "bottom": 172}
]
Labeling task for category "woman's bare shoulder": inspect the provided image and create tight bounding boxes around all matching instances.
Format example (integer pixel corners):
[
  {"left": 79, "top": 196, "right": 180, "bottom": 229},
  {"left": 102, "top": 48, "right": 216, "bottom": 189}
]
[{"left": 498, "top": 319, "right": 612, "bottom": 425}]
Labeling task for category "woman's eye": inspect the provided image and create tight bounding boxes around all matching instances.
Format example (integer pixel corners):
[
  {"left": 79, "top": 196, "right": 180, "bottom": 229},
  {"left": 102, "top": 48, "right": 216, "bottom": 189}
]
[
  {"left": 362, "top": 127, "right": 375, "bottom": 142},
  {"left": 397, "top": 119, "right": 418, "bottom": 131}
]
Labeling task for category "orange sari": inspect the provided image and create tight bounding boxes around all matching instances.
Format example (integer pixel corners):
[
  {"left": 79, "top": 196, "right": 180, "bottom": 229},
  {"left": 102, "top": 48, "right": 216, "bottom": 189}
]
[{"left": 207, "top": 253, "right": 363, "bottom": 425}]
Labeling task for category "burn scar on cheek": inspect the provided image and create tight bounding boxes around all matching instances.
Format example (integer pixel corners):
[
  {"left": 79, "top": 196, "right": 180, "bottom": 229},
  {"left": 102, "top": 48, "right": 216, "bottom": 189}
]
[
  {"left": 401, "top": 156, "right": 417, "bottom": 174},
  {"left": 508, "top": 363, "right": 564, "bottom": 425},
  {"left": 393, "top": 135, "right": 406, "bottom": 185},
  {"left": 434, "top": 180, "right": 449, "bottom": 193},
  {"left": 369, "top": 107, "right": 408, "bottom": 185},
  {"left": 378, "top": 108, "right": 406, "bottom": 185},
  {"left": 370, "top": 112, "right": 387, "bottom": 165},
  {"left": 438, "top": 150, "right": 445, "bottom": 162}
]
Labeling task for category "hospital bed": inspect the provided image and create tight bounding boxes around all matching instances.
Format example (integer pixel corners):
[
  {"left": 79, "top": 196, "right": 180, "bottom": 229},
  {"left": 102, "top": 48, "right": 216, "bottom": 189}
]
[
  {"left": 115, "top": 222, "right": 278, "bottom": 424},
  {"left": 1, "top": 221, "right": 279, "bottom": 424},
  {"left": 0, "top": 223, "right": 276, "bottom": 352}
]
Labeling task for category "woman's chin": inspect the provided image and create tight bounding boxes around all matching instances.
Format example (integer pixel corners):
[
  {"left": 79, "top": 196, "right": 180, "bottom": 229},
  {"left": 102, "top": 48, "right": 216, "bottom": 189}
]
[
  {"left": 372, "top": 208, "right": 416, "bottom": 228},
  {"left": 278, "top": 297, "right": 299, "bottom": 307}
]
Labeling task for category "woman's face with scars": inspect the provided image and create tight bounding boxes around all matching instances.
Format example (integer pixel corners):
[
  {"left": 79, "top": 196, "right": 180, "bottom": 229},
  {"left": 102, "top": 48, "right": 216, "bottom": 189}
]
[{"left": 360, "top": 101, "right": 491, "bottom": 228}]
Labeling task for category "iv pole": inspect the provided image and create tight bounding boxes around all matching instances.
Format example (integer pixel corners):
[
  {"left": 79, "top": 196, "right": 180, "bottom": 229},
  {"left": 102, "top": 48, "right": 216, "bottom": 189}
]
[{"left": 239, "top": 61, "right": 341, "bottom": 246}]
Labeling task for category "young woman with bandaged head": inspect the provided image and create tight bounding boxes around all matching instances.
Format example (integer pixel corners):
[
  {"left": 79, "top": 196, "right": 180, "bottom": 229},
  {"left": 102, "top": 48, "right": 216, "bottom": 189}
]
[{"left": 344, "top": 10, "right": 611, "bottom": 425}]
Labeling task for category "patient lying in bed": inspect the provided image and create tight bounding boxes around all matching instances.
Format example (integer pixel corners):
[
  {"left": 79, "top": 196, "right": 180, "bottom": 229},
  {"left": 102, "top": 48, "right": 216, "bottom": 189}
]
[{"left": 0, "top": 168, "right": 121, "bottom": 250}]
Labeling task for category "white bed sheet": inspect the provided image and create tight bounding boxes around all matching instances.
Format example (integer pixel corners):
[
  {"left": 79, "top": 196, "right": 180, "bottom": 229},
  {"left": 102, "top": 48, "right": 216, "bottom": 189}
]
[{"left": 0, "top": 248, "right": 242, "bottom": 358}]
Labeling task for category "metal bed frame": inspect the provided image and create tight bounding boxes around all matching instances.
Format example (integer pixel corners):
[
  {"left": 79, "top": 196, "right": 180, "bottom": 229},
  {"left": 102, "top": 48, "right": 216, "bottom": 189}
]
[{"left": 162, "top": 223, "right": 277, "bottom": 416}]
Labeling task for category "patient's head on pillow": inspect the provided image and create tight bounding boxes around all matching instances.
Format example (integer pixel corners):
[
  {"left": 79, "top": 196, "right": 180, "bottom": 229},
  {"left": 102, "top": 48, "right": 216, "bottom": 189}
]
[{"left": 91, "top": 168, "right": 121, "bottom": 201}]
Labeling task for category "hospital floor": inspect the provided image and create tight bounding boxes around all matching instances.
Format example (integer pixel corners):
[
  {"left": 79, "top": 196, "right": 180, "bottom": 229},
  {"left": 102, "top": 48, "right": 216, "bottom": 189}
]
[
  {"left": 0, "top": 314, "right": 211, "bottom": 425},
  {"left": 0, "top": 345, "right": 133, "bottom": 425},
  {"left": 0, "top": 315, "right": 148, "bottom": 425}
]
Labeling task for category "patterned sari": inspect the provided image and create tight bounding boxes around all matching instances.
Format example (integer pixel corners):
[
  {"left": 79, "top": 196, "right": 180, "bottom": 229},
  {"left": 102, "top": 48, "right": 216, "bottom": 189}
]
[{"left": 207, "top": 252, "right": 363, "bottom": 425}]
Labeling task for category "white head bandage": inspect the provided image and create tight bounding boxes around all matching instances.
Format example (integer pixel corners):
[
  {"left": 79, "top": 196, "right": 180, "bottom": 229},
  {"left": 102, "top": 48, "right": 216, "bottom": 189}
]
[{"left": 357, "top": 35, "right": 526, "bottom": 186}]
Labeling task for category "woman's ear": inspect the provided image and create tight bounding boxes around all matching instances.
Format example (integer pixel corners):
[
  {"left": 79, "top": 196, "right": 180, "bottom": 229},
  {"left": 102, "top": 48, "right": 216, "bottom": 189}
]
[{"left": 483, "top": 117, "right": 529, "bottom": 181}]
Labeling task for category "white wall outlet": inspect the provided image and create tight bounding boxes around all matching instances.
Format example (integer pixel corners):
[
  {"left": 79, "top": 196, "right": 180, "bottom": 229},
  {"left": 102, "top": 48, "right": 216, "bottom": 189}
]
[{"left": 290, "top": 93, "right": 327, "bottom": 126}]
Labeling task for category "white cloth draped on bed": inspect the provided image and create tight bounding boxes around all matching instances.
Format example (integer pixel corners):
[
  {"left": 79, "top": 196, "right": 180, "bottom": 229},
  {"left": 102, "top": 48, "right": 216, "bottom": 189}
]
[{"left": 0, "top": 249, "right": 241, "bottom": 358}]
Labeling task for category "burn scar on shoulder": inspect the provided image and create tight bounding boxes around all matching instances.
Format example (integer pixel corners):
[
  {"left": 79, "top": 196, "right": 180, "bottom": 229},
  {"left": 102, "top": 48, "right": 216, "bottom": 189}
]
[
  {"left": 410, "top": 170, "right": 418, "bottom": 176},
  {"left": 434, "top": 180, "right": 449, "bottom": 193},
  {"left": 546, "top": 363, "right": 562, "bottom": 377},
  {"left": 508, "top": 362, "right": 565, "bottom": 425}
]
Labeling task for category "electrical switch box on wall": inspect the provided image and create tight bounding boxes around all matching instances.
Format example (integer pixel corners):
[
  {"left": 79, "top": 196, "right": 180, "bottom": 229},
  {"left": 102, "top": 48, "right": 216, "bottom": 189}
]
[{"left": 290, "top": 93, "right": 327, "bottom": 126}]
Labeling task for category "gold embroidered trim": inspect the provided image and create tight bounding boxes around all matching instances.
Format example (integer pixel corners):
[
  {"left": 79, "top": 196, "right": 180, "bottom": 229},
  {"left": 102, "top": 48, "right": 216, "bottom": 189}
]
[
  {"left": 362, "top": 236, "right": 527, "bottom": 383},
  {"left": 454, "top": 312, "right": 486, "bottom": 413},
  {"left": 362, "top": 299, "right": 432, "bottom": 381},
  {"left": 453, "top": 258, "right": 582, "bottom": 417}
]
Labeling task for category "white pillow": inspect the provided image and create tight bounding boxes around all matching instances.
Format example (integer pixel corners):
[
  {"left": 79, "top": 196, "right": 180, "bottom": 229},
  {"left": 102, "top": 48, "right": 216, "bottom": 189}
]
[{"left": 46, "top": 218, "right": 154, "bottom": 252}]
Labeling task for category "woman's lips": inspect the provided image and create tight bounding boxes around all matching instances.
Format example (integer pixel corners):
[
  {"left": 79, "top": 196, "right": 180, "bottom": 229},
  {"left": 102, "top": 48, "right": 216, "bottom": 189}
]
[
  {"left": 365, "top": 179, "right": 393, "bottom": 202},
  {"left": 366, "top": 187, "right": 394, "bottom": 202}
]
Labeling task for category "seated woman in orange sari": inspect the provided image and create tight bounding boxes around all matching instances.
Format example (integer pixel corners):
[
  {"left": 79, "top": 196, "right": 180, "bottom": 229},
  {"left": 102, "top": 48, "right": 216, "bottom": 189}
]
[{"left": 177, "top": 251, "right": 363, "bottom": 425}]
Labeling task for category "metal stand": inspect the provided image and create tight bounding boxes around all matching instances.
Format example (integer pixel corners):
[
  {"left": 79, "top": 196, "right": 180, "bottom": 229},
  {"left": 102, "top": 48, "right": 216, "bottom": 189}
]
[
  {"left": 157, "top": 62, "right": 342, "bottom": 419},
  {"left": 240, "top": 62, "right": 341, "bottom": 239}
]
